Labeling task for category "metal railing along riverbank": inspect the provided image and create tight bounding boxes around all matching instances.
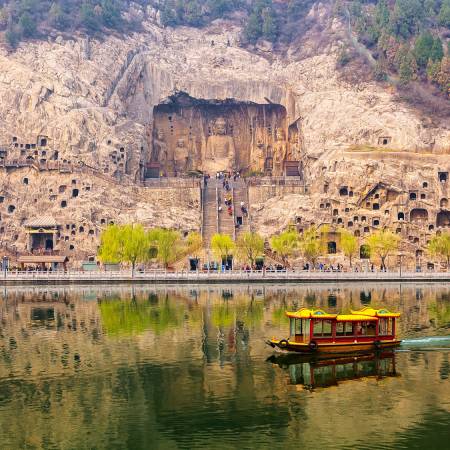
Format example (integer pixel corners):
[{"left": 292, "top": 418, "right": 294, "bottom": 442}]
[{"left": 0, "top": 269, "right": 449, "bottom": 285}]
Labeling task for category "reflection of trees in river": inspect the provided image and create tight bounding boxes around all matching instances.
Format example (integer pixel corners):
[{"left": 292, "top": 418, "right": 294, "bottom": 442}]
[{"left": 0, "top": 284, "right": 450, "bottom": 448}]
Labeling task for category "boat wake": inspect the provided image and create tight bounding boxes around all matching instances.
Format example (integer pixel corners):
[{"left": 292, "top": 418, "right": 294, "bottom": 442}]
[{"left": 399, "top": 335, "right": 450, "bottom": 351}]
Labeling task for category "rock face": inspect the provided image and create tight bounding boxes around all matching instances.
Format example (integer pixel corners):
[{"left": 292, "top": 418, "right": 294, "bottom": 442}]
[{"left": 0, "top": 3, "right": 448, "bottom": 267}]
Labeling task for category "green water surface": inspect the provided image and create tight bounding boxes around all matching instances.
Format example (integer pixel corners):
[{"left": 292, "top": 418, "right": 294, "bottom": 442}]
[{"left": 0, "top": 283, "right": 449, "bottom": 449}]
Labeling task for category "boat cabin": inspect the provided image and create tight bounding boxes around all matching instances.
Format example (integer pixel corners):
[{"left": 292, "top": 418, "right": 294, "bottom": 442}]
[{"left": 286, "top": 308, "right": 399, "bottom": 345}]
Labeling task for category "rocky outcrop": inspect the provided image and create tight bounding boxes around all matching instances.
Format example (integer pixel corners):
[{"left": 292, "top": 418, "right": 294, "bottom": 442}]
[{"left": 0, "top": 2, "right": 448, "bottom": 266}]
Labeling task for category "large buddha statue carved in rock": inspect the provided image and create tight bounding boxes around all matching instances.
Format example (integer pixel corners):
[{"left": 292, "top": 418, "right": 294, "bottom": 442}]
[
  {"left": 174, "top": 138, "right": 189, "bottom": 175},
  {"left": 273, "top": 128, "right": 287, "bottom": 176},
  {"left": 203, "top": 117, "right": 235, "bottom": 174}
]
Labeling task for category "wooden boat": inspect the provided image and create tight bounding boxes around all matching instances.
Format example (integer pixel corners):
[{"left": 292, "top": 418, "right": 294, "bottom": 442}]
[{"left": 266, "top": 307, "right": 401, "bottom": 354}]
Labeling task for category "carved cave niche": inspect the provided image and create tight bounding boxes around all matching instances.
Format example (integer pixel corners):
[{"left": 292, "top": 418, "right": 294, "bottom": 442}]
[
  {"left": 410, "top": 208, "right": 428, "bottom": 222},
  {"left": 149, "top": 92, "right": 297, "bottom": 177},
  {"left": 437, "top": 210, "right": 450, "bottom": 228}
]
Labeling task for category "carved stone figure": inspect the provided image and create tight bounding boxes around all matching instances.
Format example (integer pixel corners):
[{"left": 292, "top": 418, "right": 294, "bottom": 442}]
[
  {"left": 174, "top": 138, "right": 189, "bottom": 174},
  {"left": 289, "top": 133, "right": 301, "bottom": 161},
  {"left": 203, "top": 117, "right": 235, "bottom": 174},
  {"left": 251, "top": 138, "right": 266, "bottom": 173},
  {"left": 273, "top": 128, "right": 287, "bottom": 176},
  {"left": 153, "top": 129, "right": 168, "bottom": 167}
]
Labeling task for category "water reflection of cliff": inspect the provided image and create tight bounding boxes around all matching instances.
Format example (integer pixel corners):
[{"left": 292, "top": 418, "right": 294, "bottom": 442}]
[{"left": 0, "top": 284, "right": 449, "bottom": 448}]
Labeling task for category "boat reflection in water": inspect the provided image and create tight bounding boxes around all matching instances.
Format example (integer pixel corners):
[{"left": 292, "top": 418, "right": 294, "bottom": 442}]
[{"left": 268, "top": 351, "right": 399, "bottom": 390}]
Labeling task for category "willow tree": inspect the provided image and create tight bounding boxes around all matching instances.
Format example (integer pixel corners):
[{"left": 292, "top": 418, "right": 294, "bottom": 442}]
[
  {"left": 211, "top": 233, "right": 235, "bottom": 265},
  {"left": 236, "top": 231, "right": 264, "bottom": 267},
  {"left": 148, "top": 228, "right": 183, "bottom": 268},
  {"left": 98, "top": 224, "right": 149, "bottom": 274},
  {"left": 366, "top": 229, "right": 400, "bottom": 271},
  {"left": 428, "top": 232, "right": 450, "bottom": 270},
  {"left": 186, "top": 231, "right": 203, "bottom": 258},
  {"left": 340, "top": 228, "right": 359, "bottom": 267},
  {"left": 298, "top": 227, "right": 325, "bottom": 267},
  {"left": 270, "top": 229, "right": 299, "bottom": 266}
]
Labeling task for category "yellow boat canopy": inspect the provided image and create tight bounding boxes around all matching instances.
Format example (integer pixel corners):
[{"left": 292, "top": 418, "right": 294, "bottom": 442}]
[
  {"left": 351, "top": 307, "right": 401, "bottom": 318},
  {"left": 286, "top": 308, "right": 337, "bottom": 320},
  {"left": 286, "top": 307, "right": 399, "bottom": 322},
  {"left": 335, "top": 314, "right": 378, "bottom": 322}
]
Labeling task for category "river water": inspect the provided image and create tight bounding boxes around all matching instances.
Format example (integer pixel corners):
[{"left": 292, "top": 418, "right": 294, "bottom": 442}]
[{"left": 0, "top": 283, "right": 449, "bottom": 449}]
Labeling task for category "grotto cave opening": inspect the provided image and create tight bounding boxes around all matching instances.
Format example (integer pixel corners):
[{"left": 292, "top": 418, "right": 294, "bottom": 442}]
[{"left": 145, "top": 92, "right": 302, "bottom": 179}]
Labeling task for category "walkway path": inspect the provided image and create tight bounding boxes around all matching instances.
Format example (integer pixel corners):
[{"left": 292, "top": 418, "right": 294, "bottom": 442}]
[{"left": 1, "top": 270, "right": 448, "bottom": 285}]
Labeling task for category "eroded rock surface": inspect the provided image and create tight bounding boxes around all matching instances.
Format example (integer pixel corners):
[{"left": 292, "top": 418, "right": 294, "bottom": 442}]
[{"left": 0, "top": 4, "right": 448, "bottom": 266}]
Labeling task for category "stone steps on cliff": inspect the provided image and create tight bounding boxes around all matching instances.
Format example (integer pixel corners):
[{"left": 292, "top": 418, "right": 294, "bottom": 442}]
[
  {"left": 202, "top": 183, "right": 219, "bottom": 247},
  {"left": 232, "top": 181, "right": 250, "bottom": 240},
  {"left": 218, "top": 184, "right": 235, "bottom": 237}
]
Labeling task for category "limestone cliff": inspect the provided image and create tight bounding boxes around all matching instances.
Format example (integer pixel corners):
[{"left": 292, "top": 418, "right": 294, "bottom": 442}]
[{"left": 0, "top": 2, "right": 448, "bottom": 266}]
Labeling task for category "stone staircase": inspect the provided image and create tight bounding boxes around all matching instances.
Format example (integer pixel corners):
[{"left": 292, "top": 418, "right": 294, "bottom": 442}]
[
  {"left": 202, "top": 181, "right": 218, "bottom": 247},
  {"left": 201, "top": 178, "right": 252, "bottom": 244},
  {"left": 218, "top": 184, "right": 235, "bottom": 237},
  {"left": 232, "top": 180, "right": 250, "bottom": 239}
]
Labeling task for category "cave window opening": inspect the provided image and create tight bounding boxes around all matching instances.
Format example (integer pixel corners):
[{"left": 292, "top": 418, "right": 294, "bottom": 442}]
[
  {"left": 373, "top": 219, "right": 380, "bottom": 226},
  {"left": 8, "top": 205, "right": 15, "bottom": 213},
  {"left": 373, "top": 203, "right": 380, "bottom": 210},
  {"left": 409, "top": 192, "right": 417, "bottom": 200},
  {"left": 437, "top": 211, "right": 450, "bottom": 228},
  {"left": 23, "top": 177, "right": 28, "bottom": 185},
  {"left": 398, "top": 212, "right": 405, "bottom": 221},
  {"left": 423, "top": 182, "right": 428, "bottom": 188},
  {"left": 339, "top": 187, "right": 348, "bottom": 196},
  {"left": 439, "top": 172, "right": 448, "bottom": 183},
  {"left": 440, "top": 198, "right": 448, "bottom": 208},
  {"left": 40, "top": 138, "right": 47, "bottom": 147},
  {"left": 61, "top": 200, "right": 67, "bottom": 208},
  {"left": 410, "top": 208, "right": 428, "bottom": 222},
  {"left": 72, "top": 189, "right": 79, "bottom": 198},
  {"left": 327, "top": 242, "right": 337, "bottom": 254}
]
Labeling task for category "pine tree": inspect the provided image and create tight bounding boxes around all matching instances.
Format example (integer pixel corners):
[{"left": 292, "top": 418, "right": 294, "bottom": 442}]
[
  {"left": 414, "top": 31, "right": 434, "bottom": 68},
  {"left": 261, "top": 6, "right": 278, "bottom": 42},
  {"left": 19, "top": 12, "right": 35, "bottom": 37},
  {"left": 244, "top": 10, "right": 262, "bottom": 43},
  {"left": 438, "top": 0, "right": 450, "bottom": 27},
  {"left": 430, "top": 37, "right": 444, "bottom": 62}
]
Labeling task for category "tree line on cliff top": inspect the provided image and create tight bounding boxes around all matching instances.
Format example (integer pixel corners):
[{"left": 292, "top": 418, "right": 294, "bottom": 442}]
[
  {"left": 336, "top": 1, "right": 450, "bottom": 97},
  {"left": 1, "top": 1, "right": 448, "bottom": 96}
]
